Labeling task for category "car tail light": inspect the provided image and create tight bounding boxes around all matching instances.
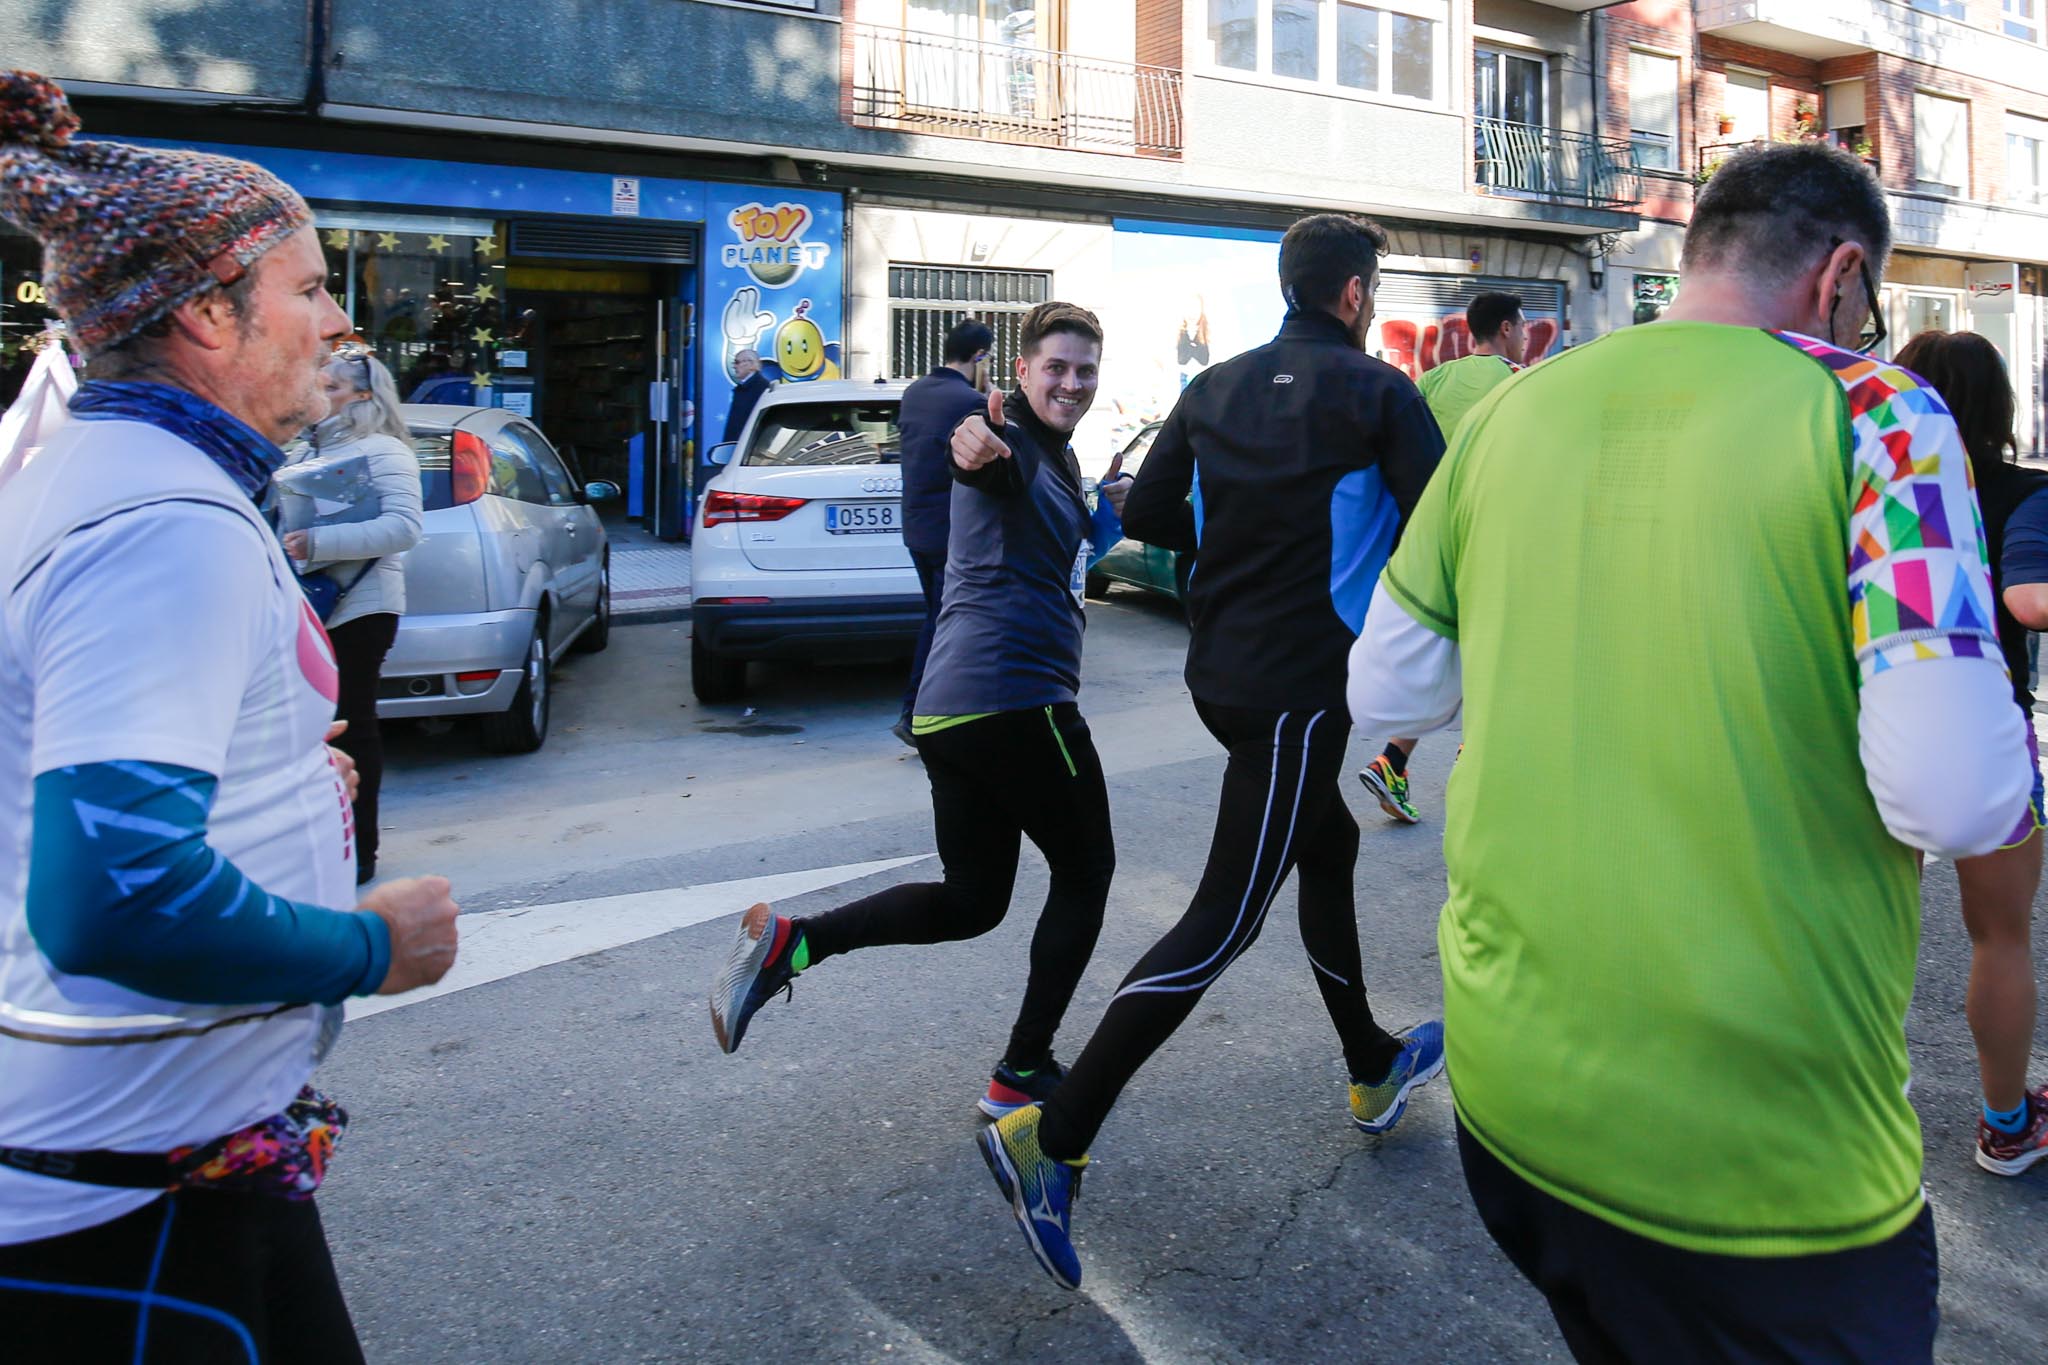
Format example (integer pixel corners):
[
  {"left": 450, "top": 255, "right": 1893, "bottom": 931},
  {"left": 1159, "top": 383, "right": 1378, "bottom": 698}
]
[
  {"left": 451, "top": 430, "right": 491, "bottom": 505},
  {"left": 455, "top": 670, "right": 499, "bottom": 683},
  {"left": 702, "top": 489, "right": 807, "bottom": 526}
]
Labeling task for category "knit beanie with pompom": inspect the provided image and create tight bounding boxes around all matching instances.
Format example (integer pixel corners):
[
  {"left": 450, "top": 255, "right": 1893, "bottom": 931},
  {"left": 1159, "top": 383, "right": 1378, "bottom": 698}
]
[{"left": 0, "top": 69, "right": 312, "bottom": 358}]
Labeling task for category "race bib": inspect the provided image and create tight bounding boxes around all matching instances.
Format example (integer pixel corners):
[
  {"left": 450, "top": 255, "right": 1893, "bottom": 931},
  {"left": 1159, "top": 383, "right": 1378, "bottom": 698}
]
[{"left": 1071, "top": 541, "right": 1091, "bottom": 608}]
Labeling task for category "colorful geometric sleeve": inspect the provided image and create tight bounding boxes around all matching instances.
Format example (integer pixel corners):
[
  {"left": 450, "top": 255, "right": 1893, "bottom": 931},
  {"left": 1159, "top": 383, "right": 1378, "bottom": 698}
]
[{"left": 1773, "top": 332, "right": 2001, "bottom": 685}]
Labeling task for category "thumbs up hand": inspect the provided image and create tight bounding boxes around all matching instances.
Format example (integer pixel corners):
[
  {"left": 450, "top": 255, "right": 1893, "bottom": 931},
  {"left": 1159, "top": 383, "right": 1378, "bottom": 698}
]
[
  {"left": 951, "top": 387, "right": 1013, "bottom": 473},
  {"left": 1099, "top": 448, "right": 1134, "bottom": 514}
]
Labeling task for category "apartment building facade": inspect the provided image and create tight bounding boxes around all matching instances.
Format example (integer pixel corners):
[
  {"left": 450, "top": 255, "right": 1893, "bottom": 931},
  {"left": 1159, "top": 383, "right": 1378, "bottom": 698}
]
[
  {"left": 2, "top": 0, "right": 1643, "bottom": 531},
  {"left": 1601, "top": 0, "right": 2048, "bottom": 449}
]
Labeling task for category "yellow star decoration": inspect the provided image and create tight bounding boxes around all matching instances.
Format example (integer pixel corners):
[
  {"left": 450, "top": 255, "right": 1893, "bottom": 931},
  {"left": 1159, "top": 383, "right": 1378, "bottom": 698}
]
[
  {"left": 474, "top": 235, "right": 500, "bottom": 257},
  {"left": 472, "top": 371, "right": 494, "bottom": 389},
  {"left": 376, "top": 232, "right": 400, "bottom": 252},
  {"left": 425, "top": 234, "right": 450, "bottom": 254},
  {"left": 474, "top": 283, "right": 497, "bottom": 302},
  {"left": 323, "top": 229, "right": 351, "bottom": 250},
  {"left": 471, "top": 327, "right": 495, "bottom": 347}
]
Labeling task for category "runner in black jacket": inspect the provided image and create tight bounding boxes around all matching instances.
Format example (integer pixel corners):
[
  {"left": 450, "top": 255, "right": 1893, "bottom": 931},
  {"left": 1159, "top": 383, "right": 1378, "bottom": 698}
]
[{"left": 976, "top": 213, "right": 1449, "bottom": 1292}]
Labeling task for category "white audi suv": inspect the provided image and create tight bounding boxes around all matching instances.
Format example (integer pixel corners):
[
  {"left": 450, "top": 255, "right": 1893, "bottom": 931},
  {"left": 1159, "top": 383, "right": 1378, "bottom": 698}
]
[{"left": 689, "top": 379, "right": 921, "bottom": 702}]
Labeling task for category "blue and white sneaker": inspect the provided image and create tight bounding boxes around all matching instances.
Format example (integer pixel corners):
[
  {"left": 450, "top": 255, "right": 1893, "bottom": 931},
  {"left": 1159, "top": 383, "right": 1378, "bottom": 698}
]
[
  {"left": 1348, "top": 1020, "right": 1446, "bottom": 1135},
  {"left": 976, "top": 1103, "right": 1087, "bottom": 1290},
  {"left": 709, "top": 903, "right": 800, "bottom": 1054}
]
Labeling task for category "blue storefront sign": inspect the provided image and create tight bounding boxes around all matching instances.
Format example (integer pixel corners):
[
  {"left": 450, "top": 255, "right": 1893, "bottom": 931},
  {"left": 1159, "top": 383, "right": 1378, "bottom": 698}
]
[{"left": 107, "top": 136, "right": 845, "bottom": 535}]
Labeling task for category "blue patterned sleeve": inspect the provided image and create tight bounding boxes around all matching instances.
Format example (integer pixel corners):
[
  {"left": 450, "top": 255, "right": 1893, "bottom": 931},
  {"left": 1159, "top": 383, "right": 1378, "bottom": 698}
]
[{"left": 26, "top": 762, "right": 391, "bottom": 1004}]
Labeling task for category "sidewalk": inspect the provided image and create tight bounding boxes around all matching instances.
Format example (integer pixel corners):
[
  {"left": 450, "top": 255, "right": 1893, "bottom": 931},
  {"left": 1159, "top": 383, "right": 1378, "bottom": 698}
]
[{"left": 606, "top": 519, "right": 691, "bottom": 619}]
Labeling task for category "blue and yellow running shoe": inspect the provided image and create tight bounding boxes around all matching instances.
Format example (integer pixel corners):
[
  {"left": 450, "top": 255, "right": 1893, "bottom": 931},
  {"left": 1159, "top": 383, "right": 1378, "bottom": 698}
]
[
  {"left": 1349, "top": 1020, "right": 1446, "bottom": 1135},
  {"left": 709, "top": 902, "right": 801, "bottom": 1054},
  {"left": 977, "top": 1057, "right": 1067, "bottom": 1119},
  {"left": 1359, "top": 755, "right": 1422, "bottom": 824},
  {"left": 976, "top": 1104, "right": 1087, "bottom": 1290}
]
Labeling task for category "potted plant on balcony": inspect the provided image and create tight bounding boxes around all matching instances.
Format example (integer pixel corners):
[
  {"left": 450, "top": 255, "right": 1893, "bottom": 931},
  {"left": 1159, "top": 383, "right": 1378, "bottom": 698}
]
[
  {"left": 1793, "top": 99, "right": 1818, "bottom": 133},
  {"left": 1716, "top": 110, "right": 1735, "bottom": 136}
]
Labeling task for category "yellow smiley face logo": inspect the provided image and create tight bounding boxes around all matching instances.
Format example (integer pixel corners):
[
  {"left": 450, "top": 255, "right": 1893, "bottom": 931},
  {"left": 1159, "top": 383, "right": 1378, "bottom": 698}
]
[{"left": 777, "top": 316, "right": 825, "bottom": 379}]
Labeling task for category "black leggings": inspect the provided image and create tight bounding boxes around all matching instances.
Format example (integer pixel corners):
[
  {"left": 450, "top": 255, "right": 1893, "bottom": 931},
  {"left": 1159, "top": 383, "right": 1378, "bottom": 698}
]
[
  {"left": 1039, "top": 701, "right": 1400, "bottom": 1159},
  {"left": 800, "top": 703, "right": 1114, "bottom": 1069},
  {"left": 0, "top": 1191, "right": 363, "bottom": 1364},
  {"left": 326, "top": 612, "right": 398, "bottom": 881}
]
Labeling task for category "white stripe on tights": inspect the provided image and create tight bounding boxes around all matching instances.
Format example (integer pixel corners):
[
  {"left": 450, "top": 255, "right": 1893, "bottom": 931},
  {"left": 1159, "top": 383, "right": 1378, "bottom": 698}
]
[{"left": 1112, "top": 710, "right": 1325, "bottom": 1001}]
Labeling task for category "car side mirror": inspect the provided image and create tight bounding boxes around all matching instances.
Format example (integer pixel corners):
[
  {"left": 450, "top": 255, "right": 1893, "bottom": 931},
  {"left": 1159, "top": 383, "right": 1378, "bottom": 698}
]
[
  {"left": 709, "top": 442, "right": 737, "bottom": 467},
  {"left": 582, "top": 480, "right": 621, "bottom": 502}
]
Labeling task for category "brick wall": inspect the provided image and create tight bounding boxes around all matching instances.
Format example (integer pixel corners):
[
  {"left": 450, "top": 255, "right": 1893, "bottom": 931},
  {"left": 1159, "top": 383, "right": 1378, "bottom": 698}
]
[
  {"left": 1600, "top": 0, "right": 2048, "bottom": 222},
  {"left": 1135, "top": 0, "right": 1179, "bottom": 70}
]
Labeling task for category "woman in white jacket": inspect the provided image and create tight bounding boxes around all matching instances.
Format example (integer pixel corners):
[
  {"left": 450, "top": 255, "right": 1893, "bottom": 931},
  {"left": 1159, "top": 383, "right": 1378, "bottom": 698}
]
[{"left": 282, "top": 347, "right": 423, "bottom": 884}]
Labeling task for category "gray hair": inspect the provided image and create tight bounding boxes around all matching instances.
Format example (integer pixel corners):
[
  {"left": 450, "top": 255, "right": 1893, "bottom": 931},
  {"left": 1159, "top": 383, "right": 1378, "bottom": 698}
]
[
  {"left": 1682, "top": 141, "right": 1892, "bottom": 292},
  {"left": 315, "top": 347, "right": 414, "bottom": 450}
]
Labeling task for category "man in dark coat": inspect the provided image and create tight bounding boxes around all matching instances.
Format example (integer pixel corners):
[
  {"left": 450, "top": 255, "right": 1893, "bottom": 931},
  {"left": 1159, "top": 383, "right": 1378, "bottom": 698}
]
[{"left": 892, "top": 318, "right": 992, "bottom": 745}]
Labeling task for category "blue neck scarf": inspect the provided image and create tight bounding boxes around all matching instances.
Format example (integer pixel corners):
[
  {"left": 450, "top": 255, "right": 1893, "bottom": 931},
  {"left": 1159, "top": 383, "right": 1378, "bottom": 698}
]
[{"left": 69, "top": 381, "right": 285, "bottom": 502}]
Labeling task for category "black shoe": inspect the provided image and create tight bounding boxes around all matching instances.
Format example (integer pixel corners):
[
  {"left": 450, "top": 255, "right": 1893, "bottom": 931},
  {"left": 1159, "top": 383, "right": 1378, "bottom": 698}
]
[{"left": 891, "top": 720, "right": 917, "bottom": 749}]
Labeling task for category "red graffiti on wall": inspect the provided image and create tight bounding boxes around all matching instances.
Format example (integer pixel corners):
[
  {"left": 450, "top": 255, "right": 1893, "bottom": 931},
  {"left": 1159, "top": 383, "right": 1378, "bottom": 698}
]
[{"left": 1379, "top": 316, "right": 1559, "bottom": 380}]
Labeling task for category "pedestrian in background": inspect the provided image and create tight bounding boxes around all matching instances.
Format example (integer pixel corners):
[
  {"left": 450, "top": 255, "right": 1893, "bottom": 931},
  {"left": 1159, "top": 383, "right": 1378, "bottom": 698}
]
[
  {"left": 1350, "top": 141, "right": 2026, "bottom": 1360},
  {"left": 0, "top": 70, "right": 458, "bottom": 1362},
  {"left": 280, "top": 345, "right": 424, "bottom": 886},
  {"left": 892, "top": 316, "right": 993, "bottom": 747},
  {"left": 1360, "top": 289, "right": 1525, "bottom": 827},
  {"left": 1894, "top": 328, "right": 2048, "bottom": 1175},
  {"left": 722, "top": 346, "right": 769, "bottom": 445}
]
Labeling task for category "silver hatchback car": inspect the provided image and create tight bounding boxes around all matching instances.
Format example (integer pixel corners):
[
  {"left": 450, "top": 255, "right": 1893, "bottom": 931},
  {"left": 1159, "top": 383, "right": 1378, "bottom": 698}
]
[{"left": 377, "top": 405, "right": 616, "bottom": 753}]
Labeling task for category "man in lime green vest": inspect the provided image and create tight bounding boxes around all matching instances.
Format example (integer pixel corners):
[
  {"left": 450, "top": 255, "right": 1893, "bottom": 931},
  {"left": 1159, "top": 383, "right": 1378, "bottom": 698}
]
[
  {"left": 1357, "top": 292, "right": 1525, "bottom": 826},
  {"left": 1348, "top": 141, "right": 2032, "bottom": 1358}
]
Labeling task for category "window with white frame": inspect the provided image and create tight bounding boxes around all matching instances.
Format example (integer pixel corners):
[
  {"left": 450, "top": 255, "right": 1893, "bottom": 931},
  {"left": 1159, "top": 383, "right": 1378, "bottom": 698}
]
[
  {"left": 2010, "top": 113, "right": 2048, "bottom": 205},
  {"left": 1628, "top": 50, "right": 1680, "bottom": 172},
  {"left": 1475, "top": 47, "right": 1547, "bottom": 127},
  {"left": 1909, "top": 0, "right": 1965, "bottom": 17},
  {"left": 1210, "top": 0, "right": 1257, "bottom": 71},
  {"left": 1913, "top": 91, "right": 1969, "bottom": 194},
  {"left": 2009, "top": 0, "right": 2042, "bottom": 42},
  {"left": 1722, "top": 69, "right": 1769, "bottom": 143},
  {"left": 1203, "top": 0, "right": 1449, "bottom": 107}
]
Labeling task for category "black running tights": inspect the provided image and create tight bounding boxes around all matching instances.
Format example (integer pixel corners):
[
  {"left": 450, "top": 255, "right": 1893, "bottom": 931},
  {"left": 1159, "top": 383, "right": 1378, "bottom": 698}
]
[
  {"left": 0, "top": 1191, "right": 363, "bottom": 1364},
  {"left": 1038, "top": 701, "right": 1400, "bottom": 1160},
  {"left": 798, "top": 703, "right": 1114, "bottom": 1069}
]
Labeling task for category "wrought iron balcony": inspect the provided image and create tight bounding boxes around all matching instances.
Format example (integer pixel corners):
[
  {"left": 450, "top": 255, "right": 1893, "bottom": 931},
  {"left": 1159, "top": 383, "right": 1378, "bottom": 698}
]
[
  {"left": 850, "top": 23, "right": 1183, "bottom": 158},
  {"left": 1474, "top": 117, "right": 1643, "bottom": 209}
]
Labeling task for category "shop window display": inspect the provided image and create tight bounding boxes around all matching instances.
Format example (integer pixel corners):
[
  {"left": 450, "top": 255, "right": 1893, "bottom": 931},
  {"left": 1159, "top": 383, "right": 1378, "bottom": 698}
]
[
  {"left": 317, "top": 223, "right": 508, "bottom": 404},
  {"left": 1, "top": 225, "right": 63, "bottom": 407}
]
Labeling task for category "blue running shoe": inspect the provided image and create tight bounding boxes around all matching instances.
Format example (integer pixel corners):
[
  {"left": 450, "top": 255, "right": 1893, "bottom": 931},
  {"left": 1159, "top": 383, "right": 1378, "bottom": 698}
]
[
  {"left": 709, "top": 903, "right": 800, "bottom": 1054},
  {"left": 976, "top": 1104, "right": 1087, "bottom": 1290},
  {"left": 1349, "top": 1020, "right": 1446, "bottom": 1135},
  {"left": 977, "top": 1057, "right": 1067, "bottom": 1120}
]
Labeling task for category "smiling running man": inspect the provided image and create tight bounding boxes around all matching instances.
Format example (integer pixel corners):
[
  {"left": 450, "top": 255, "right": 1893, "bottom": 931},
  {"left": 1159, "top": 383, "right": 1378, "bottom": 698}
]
[{"left": 710, "top": 301, "right": 1129, "bottom": 1126}]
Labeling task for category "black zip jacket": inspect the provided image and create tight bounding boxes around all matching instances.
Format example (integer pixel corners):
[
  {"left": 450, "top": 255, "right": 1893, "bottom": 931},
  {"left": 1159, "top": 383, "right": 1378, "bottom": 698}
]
[{"left": 1121, "top": 308, "right": 1446, "bottom": 714}]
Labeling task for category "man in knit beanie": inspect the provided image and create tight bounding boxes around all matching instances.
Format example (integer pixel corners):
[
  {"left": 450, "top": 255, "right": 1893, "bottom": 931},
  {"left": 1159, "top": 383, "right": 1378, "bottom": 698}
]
[{"left": 0, "top": 70, "right": 460, "bottom": 1362}]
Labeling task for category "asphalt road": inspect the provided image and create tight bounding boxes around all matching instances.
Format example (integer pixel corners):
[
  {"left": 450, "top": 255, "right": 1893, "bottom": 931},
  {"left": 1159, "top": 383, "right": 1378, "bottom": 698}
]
[{"left": 324, "top": 591, "right": 2048, "bottom": 1364}]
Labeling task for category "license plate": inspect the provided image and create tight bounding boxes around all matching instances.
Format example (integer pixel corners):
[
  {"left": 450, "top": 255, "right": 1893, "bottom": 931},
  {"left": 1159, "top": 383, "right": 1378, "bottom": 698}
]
[{"left": 824, "top": 502, "right": 899, "bottom": 534}]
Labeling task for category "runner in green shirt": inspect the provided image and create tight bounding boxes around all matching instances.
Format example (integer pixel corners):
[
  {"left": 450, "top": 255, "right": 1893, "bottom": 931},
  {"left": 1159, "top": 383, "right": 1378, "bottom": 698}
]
[
  {"left": 1348, "top": 142, "right": 2032, "bottom": 1359},
  {"left": 1360, "top": 291, "right": 1526, "bottom": 826}
]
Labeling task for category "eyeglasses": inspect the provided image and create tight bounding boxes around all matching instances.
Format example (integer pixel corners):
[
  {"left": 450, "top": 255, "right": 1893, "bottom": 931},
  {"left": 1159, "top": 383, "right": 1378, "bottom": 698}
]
[{"left": 1829, "top": 237, "right": 1887, "bottom": 355}]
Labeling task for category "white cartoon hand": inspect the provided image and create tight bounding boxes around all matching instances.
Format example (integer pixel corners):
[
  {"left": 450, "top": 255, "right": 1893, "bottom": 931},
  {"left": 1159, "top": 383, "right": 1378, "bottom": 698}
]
[{"left": 723, "top": 287, "right": 776, "bottom": 347}]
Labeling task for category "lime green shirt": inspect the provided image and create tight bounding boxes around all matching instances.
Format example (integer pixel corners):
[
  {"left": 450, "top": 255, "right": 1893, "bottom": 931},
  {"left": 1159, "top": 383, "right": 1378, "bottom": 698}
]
[
  {"left": 1416, "top": 353, "right": 1518, "bottom": 444},
  {"left": 1384, "top": 323, "right": 1997, "bottom": 1256}
]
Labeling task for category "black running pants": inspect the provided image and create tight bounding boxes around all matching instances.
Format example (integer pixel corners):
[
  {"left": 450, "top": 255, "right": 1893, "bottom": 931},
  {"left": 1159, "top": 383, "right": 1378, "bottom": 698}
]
[
  {"left": 0, "top": 1191, "right": 363, "bottom": 1364},
  {"left": 799, "top": 703, "right": 1114, "bottom": 1069},
  {"left": 1038, "top": 701, "right": 1400, "bottom": 1159}
]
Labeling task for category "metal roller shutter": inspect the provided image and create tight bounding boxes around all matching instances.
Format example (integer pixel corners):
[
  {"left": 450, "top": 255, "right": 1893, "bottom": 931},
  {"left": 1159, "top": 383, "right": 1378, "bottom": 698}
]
[{"left": 1377, "top": 273, "right": 1564, "bottom": 323}]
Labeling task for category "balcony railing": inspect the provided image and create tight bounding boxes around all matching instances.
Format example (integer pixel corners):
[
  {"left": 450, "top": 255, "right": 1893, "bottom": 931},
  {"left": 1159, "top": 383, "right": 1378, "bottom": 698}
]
[
  {"left": 1474, "top": 117, "right": 1643, "bottom": 208},
  {"left": 850, "top": 23, "right": 1183, "bottom": 158}
]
